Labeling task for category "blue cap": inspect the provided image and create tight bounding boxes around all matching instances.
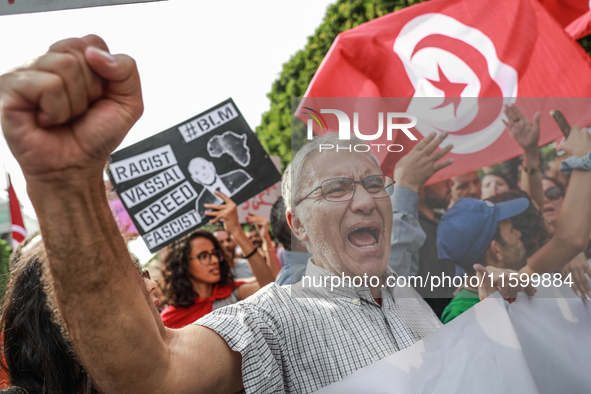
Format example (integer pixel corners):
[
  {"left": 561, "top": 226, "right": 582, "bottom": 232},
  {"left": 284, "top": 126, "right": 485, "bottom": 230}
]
[{"left": 437, "top": 197, "right": 529, "bottom": 268}]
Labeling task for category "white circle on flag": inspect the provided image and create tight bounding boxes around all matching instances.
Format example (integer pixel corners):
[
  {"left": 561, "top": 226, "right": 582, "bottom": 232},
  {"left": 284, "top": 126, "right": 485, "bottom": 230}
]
[{"left": 394, "top": 13, "right": 518, "bottom": 154}]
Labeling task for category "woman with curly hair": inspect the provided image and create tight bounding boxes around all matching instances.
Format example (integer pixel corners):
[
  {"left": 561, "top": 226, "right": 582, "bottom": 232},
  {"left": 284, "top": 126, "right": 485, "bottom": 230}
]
[{"left": 160, "top": 192, "right": 274, "bottom": 329}]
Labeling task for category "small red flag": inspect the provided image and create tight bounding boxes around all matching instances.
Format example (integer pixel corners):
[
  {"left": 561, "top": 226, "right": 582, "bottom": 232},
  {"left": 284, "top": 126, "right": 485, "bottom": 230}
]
[{"left": 8, "top": 174, "right": 27, "bottom": 249}]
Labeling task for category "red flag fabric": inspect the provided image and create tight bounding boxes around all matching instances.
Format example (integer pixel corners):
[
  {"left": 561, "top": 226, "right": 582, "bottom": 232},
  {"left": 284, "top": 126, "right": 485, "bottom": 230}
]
[
  {"left": 537, "top": 0, "right": 591, "bottom": 41},
  {"left": 8, "top": 174, "right": 27, "bottom": 249},
  {"left": 565, "top": 9, "right": 591, "bottom": 39},
  {"left": 538, "top": 0, "right": 589, "bottom": 28},
  {"left": 300, "top": 0, "right": 591, "bottom": 184}
]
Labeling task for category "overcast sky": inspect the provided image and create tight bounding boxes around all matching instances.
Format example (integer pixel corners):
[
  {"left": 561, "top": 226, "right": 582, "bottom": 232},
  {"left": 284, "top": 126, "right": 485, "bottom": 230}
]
[{"left": 0, "top": 0, "right": 335, "bottom": 261}]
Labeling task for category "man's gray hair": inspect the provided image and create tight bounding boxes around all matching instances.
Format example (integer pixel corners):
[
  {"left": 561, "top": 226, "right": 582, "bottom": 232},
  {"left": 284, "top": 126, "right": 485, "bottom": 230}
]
[{"left": 281, "top": 133, "right": 380, "bottom": 214}]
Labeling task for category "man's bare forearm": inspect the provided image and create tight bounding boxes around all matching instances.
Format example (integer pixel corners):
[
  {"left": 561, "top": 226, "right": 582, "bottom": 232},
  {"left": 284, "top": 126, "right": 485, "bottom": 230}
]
[
  {"left": 262, "top": 234, "right": 281, "bottom": 277},
  {"left": 552, "top": 168, "right": 591, "bottom": 250},
  {"left": 232, "top": 230, "right": 274, "bottom": 286},
  {"left": 520, "top": 147, "right": 544, "bottom": 209},
  {"left": 0, "top": 34, "right": 244, "bottom": 394},
  {"left": 27, "top": 173, "right": 170, "bottom": 393}
]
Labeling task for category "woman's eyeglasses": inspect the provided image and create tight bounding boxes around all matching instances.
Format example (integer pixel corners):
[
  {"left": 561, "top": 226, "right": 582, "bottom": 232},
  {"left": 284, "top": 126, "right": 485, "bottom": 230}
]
[
  {"left": 141, "top": 269, "right": 151, "bottom": 280},
  {"left": 544, "top": 186, "right": 564, "bottom": 200},
  {"left": 188, "top": 250, "right": 223, "bottom": 266}
]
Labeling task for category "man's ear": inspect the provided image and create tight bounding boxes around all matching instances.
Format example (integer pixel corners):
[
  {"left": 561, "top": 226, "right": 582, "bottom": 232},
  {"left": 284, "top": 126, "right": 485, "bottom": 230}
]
[
  {"left": 486, "top": 240, "right": 503, "bottom": 267},
  {"left": 286, "top": 210, "right": 308, "bottom": 243}
]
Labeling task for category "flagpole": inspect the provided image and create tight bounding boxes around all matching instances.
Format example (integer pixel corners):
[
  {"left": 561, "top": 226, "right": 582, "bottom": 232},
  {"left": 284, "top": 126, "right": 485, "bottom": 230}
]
[
  {"left": 1, "top": 148, "right": 6, "bottom": 190},
  {"left": 0, "top": 140, "right": 9, "bottom": 196},
  {"left": 1, "top": 148, "right": 11, "bottom": 248}
]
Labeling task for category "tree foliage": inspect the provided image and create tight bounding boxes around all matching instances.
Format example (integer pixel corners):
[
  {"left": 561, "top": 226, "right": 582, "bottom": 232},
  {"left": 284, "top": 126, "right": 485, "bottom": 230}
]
[
  {"left": 256, "top": 0, "right": 591, "bottom": 170},
  {"left": 256, "top": 0, "right": 426, "bottom": 170}
]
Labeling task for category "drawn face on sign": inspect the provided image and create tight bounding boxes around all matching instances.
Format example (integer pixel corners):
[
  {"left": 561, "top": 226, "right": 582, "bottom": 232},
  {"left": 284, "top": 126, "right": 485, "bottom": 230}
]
[
  {"left": 188, "top": 158, "right": 217, "bottom": 186},
  {"left": 394, "top": 13, "right": 518, "bottom": 154}
]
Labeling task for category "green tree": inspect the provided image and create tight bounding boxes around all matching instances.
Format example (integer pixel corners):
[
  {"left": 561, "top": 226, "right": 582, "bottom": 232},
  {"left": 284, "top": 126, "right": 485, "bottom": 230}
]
[
  {"left": 256, "top": 0, "right": 426, "bottom": 170},
  {"left": 578, "top": 35, "right": 591, "bottom": 54},
  {"left": 256, "top": 0, "right": 591, "bottom": 170},
  {"left": 0, "top": 238, "right": 11, "bottom": 301}
]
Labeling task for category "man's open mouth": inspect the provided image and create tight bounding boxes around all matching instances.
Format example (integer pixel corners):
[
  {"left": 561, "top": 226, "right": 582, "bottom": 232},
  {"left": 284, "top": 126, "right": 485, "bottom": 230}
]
[{"left": 347, "top": 226, "right": 380, "bottom": 248}]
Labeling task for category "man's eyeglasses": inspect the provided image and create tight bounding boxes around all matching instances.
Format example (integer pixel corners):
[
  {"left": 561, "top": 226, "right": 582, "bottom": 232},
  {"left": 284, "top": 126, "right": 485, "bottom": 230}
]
[
  {"left": 188, "top": 250, "right": 224, "bottom": 266},
  {"left": 544, "top": 186, "right": 564, "bottom": 200},
  {"left": 295, "top": 175, "right": 395, "bottom": 206}
]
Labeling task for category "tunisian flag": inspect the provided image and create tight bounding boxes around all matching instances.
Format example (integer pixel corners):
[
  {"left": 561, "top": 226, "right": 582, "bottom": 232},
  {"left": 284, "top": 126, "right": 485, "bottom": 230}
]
[
  {"left": 300, "top": 0, "right": 591, "bottom": 184},
  {"left": 8, "top": 174, "right": 27, "bottom": 249}
]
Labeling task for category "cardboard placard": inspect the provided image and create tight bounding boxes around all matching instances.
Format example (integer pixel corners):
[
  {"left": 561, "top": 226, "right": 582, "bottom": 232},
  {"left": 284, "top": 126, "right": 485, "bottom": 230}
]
[
  {"left": 236, "top": 156, "right": 282, "bottom": 223},
  {"left": 107, "top": 99, "right": 281, "bottom": 253}
]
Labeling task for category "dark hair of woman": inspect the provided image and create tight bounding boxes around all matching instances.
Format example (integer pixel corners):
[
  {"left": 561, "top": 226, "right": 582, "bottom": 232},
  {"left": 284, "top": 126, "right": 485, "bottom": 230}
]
[
  {"left": 486, "top": 190, "right": 551, "bottom": 257},
  {"left": 482, "top": 170, "right": 517, "bottom": 190},
  {"left": 0, "top": 234, "right": 100, "bottom": 394},
  {"left": 161, "top": 229, "right": 234, "bottom": 308},
  {"left": 541, "top": 175, "right": 566, "bottom": 193},
  {"left": 270, "top": 196, "right": 291, "bottom": 251}
]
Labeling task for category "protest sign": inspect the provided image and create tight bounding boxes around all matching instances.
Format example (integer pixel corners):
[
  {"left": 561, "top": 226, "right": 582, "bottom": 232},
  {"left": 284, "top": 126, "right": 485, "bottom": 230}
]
[
  {"left": 236, "top": 156, "right": 282, "bottom": 223},
  {"left": 315, "top": 284, "right": 591, "bottom": 394},
  {"left": 0, "top": 0, "right": 163, "bottom": 15},
  {"left": 107, "top": 99, "right": 281, "bottom": 253}
]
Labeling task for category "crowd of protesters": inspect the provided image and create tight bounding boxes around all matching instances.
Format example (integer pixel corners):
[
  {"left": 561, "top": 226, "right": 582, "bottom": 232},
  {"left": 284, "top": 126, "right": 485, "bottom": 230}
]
[{"left": 0, "top": 35, "right": 589, "bottom": 393}]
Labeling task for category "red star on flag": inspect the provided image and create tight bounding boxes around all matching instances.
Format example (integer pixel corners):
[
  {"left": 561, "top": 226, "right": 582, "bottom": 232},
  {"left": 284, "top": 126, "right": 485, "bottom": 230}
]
[{"left": 426, "top": 65, "right": 467, "bottom": 116}]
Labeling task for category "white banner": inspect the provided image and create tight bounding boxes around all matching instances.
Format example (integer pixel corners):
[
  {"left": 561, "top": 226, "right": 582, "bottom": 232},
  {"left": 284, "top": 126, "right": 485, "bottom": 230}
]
[{"left": 316, "top": 284, "right": 591, "bottom": 394}]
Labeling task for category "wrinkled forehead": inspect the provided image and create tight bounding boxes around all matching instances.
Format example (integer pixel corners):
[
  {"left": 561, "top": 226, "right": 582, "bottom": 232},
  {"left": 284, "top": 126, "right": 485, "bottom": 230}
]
[
  {"left": 214, "top": 230, "right": 230, "bottom": 239},
  {"left": 298, "top": 151, "right": 382, "bottom": 191}
]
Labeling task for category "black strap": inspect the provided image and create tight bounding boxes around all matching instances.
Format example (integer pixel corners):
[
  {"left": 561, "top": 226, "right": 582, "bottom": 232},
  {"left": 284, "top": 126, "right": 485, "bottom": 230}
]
[{"left": 243, "top": 246, "right": 259, "bottom": 259}]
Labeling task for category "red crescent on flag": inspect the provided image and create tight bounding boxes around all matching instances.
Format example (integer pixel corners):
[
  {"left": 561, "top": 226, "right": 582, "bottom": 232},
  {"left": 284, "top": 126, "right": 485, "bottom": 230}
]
[{"left": 411, "top": 34, "right": 504, "bottom": 136}]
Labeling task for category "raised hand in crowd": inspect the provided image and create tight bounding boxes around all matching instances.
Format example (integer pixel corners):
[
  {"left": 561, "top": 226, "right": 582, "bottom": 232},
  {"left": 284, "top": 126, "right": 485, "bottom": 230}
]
[
  {"left": 503, "top": 104, "right": 544, "bottom": 208},
  {"left": 520, "top": 124, "right": 591, "bottom": 277},
  {"left": 474, "top": 264, "right": 536, "bottom": 302},
  {"left": 388, "top": 131, "right": 454, "bottom": 277},
  {"left": 0, "top": 36, "right": 248, "bottom": 394},
  {"left": 394, "top": 131, "right": 454, "bottom": 191},
  {"left": 561, "top": 253, "right": 591, "bottom": 300},
  {"left": 1, "top": 36, "right": 143, "bottom": 182},
  {"left": 246, "top": 211, "right": 282, "bottom": 277},
  {"left": 204, "top": 191, "right": 275, "bottom": 291}
]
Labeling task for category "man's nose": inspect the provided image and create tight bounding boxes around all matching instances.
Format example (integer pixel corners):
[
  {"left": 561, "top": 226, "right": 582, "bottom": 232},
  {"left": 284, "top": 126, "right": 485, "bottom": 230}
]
[
  {"left": 144, "top": 278, "right": 157, "bottom": 293},
  {"left": 349, "top": 183, "right": 376, "bottom": 214}
]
